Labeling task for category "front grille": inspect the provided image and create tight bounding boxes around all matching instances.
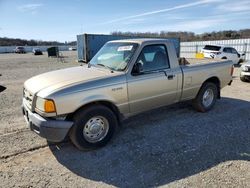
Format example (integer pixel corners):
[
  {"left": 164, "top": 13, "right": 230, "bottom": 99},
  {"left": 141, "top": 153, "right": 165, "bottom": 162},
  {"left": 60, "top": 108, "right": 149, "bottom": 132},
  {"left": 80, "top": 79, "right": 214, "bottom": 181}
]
[{"left": 23, "top": 88, "right": 34, "bottom": 110}]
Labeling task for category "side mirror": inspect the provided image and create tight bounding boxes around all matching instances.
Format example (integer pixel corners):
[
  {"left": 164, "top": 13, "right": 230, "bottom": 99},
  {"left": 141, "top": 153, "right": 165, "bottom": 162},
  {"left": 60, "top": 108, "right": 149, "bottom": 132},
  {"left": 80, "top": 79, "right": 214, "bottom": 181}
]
[
  {"left": 242, "top": 53, "right": 246, "bottom": 56},
  {"left": 132, "top": 62, "right": 143, "bottom": 75}
]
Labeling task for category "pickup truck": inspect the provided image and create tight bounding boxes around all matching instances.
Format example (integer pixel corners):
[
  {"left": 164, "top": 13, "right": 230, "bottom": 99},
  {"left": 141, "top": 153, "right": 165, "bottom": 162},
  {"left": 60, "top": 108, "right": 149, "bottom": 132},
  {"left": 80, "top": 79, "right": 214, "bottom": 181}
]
[{"left": 22, "top": 39, "right": 233, "bottom": 150}]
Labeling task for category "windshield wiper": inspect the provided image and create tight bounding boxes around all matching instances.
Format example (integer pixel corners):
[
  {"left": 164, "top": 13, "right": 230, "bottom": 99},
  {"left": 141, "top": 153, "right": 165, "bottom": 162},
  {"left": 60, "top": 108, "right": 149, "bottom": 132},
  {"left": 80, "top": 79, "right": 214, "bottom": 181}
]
[{"left": 96, "top": 63, "right": 114, "bottom": 72}]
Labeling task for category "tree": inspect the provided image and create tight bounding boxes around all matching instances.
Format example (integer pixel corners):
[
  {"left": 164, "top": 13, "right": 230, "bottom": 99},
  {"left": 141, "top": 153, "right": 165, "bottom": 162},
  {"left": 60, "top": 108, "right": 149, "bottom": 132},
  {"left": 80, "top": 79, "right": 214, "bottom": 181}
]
[{"left": 111, "top": 29, "right": 250, "bottom": 42}]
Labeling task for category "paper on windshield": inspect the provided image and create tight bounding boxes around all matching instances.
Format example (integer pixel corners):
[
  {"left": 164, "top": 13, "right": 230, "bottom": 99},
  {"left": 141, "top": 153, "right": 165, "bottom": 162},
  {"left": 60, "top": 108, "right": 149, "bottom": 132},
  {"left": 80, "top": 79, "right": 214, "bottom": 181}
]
[{"left": 117, "top": 45, "right": 133, "bottom": 51}]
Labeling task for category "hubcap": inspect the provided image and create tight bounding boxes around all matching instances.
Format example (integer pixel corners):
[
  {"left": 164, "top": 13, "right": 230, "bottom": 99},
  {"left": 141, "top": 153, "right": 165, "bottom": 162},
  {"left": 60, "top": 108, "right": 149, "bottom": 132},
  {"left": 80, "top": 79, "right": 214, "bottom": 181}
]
[
  {"left": 83, "top": 116, "right": 109, "bottom": 143},
  {"left": 202, "top": 88, "right": 214, "bottom": 107}
]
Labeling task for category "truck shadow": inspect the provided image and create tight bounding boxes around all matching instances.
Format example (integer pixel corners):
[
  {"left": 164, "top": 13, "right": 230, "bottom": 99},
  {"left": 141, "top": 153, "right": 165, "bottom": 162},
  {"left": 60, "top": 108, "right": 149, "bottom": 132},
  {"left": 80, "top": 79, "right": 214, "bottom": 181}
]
[
  {"left": 50, "top": 97, "right": 250, "bottom": 187},
  {"left": 0, "top": 85, "right": 6, "bottom": 92}
]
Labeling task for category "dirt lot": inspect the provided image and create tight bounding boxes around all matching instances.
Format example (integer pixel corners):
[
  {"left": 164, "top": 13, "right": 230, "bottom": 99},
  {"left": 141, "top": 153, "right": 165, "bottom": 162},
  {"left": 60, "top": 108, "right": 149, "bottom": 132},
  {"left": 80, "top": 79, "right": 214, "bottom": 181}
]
[{"left": 0, "top": 52, "right": 249, "bottom": 187}]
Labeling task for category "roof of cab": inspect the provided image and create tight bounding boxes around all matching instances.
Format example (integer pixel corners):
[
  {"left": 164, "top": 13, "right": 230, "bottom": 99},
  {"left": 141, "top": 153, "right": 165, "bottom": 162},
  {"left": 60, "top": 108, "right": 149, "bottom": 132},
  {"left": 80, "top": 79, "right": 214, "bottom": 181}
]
[{"left": 107, "top": 38, "right": 170, "bottom": 44}]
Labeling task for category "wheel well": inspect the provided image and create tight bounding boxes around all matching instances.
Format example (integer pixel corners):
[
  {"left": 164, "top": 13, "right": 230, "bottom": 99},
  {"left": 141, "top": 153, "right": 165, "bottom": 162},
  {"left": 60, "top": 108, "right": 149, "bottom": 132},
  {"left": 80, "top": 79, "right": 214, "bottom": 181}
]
[
  {"left": 66, "top": 101, "right": 122, "bottom": 123},
  {"left": 221, "top": 57, "right": 227, "bottom": 59},
  {"left": 203, "top": 77, "right": 221, "bottom": 99},
  {"left": 238, "top": 59, "right": 244, "bottom": 64}
]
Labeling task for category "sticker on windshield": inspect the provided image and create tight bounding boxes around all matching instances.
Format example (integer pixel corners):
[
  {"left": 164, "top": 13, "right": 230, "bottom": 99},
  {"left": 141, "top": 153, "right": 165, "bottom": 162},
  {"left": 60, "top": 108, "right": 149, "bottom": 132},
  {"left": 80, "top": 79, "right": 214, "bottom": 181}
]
[{"left": 117, "top": 45, "right": 133, "bottom": 51}]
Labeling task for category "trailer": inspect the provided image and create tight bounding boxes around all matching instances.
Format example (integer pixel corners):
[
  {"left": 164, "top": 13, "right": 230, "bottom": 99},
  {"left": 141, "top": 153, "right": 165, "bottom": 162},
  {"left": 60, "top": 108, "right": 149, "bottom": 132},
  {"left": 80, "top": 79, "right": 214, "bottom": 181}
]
[{"left": 77, "top": 34, "right": 180, "bottom": 62}]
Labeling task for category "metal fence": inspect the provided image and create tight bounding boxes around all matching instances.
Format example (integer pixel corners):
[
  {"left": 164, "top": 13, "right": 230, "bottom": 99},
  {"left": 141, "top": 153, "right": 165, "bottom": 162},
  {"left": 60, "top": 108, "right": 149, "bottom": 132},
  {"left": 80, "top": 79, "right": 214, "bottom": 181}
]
[
  {"left": 180, "top": 38, "right": 250, "bottom": 61},
  {"left": 0, "top": 45, "right": 74, "bottom": 53}
]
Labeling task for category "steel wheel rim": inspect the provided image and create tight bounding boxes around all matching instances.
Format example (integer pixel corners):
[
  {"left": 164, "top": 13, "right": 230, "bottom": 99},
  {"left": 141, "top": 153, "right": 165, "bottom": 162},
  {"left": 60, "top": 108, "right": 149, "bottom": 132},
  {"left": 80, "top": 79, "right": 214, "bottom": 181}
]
[
  {"left": 202, "top": 88, "right": 214, "bottom": 107},
  {"left": 83, "top": 116, "right": 109, "bottom": 143}
]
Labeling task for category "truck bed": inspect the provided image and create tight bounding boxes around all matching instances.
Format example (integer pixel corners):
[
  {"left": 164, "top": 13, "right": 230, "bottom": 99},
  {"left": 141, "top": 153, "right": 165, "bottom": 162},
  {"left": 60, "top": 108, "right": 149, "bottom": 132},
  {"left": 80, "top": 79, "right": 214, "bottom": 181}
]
[
  {"left": 179, "top": 57, "right": 228, "bottom": 65},
  {"left": 186, "top": 58, "right": 226, "bottom": 64},
  {"left": 178, "top": 57, "right": 233, "bottom": 102}
]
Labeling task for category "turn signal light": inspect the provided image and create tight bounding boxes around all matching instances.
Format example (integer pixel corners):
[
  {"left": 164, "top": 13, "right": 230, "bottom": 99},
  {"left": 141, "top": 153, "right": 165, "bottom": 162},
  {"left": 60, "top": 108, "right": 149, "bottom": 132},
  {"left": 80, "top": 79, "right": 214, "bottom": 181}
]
[{"left": 44, "top": 100, "right": 56, "bottom": 113}]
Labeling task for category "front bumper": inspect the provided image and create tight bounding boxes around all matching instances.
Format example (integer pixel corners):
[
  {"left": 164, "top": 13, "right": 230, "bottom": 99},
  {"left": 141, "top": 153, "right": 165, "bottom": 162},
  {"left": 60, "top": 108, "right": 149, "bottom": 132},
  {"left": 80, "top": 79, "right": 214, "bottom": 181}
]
[
  {"left": 240, "top": 71, "right": 250, "bottom": 77},
  {"left": 22, "top": 104, "right": 73, "bottom": 142}
]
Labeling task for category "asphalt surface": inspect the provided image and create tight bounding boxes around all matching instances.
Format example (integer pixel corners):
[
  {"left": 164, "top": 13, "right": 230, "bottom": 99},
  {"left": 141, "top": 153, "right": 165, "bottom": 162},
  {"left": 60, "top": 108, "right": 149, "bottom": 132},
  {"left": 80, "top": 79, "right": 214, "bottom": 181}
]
[{"left": 0, "top": 52, "right": 249, "bottom": 187}]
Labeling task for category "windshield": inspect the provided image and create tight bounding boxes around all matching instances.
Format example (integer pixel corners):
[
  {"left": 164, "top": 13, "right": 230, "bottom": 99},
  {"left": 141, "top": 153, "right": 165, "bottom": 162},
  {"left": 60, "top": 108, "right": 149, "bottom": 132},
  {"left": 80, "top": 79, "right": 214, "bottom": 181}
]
[{"left": 89, "top": 42, "right": 138, "bottom": 71}]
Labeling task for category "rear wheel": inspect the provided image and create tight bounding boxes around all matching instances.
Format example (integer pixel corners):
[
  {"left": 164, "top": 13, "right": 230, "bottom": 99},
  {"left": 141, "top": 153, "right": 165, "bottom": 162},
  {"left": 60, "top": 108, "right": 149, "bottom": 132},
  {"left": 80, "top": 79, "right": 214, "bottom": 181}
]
[
  {"left": 69, "top": 105, "right": 118, "bottom": 150},
  {"left": 192, "top": 82, "right": 218, "bottom": 112},
  {"left": 238, "top": 59, "right": 244, "bottom": 64}
]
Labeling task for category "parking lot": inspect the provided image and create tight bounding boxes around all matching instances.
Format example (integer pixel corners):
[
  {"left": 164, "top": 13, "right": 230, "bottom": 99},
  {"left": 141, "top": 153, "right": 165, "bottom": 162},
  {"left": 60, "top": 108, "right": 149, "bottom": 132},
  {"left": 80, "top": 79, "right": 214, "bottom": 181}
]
[{"left": 0, "top": 52, "right": 249, "bottom": 187}]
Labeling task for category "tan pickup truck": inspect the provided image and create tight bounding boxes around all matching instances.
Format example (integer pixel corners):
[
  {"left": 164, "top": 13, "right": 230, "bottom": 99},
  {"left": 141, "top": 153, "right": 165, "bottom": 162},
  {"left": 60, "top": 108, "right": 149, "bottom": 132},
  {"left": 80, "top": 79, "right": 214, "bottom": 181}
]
[{"left": 22, "top": 39, "right": 233, "bottom": 150}]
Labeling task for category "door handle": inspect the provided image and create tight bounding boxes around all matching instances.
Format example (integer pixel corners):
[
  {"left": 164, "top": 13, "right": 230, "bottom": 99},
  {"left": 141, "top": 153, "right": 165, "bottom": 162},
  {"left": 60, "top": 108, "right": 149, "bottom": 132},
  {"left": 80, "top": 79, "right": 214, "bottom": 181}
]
[{"left": 167, "top": 75, "right": 175, "bottom": 80}]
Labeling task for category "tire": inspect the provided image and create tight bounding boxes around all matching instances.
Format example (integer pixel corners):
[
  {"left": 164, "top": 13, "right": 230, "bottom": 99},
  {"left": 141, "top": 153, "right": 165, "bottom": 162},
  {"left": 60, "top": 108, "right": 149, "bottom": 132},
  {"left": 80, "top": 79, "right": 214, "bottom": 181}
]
[
  {"left": 69, "top": 105, "right": 118, "bottom": 150},
  {"left": 238, "top": 59, "right": 243, "bottom": 64},
  {"left": 240, "top": 76, "right": 248, "bottom": 82},
  {"left": 192, "top": 82, "right": 218, "bottom": 112}
]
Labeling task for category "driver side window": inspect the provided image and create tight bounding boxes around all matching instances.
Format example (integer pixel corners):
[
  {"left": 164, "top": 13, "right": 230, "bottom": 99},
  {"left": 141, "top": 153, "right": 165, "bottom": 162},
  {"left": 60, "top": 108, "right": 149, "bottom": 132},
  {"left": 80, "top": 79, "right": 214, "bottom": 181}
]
[{"left": 136, "top": 45, "right": 170, "bottom": 72}]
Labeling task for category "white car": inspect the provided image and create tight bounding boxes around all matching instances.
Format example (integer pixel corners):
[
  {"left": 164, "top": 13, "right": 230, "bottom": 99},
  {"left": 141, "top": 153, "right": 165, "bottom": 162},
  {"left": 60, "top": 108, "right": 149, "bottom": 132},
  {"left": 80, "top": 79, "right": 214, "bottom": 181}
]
[
  {"left": 68, "top": 47, "right": 77, "bottom": 51},
  {"left": 240, "top": 61, "right": 250, "bottom": 82},
  {"left": 201, "top": 45, "right": 245, "bottom": 64}
]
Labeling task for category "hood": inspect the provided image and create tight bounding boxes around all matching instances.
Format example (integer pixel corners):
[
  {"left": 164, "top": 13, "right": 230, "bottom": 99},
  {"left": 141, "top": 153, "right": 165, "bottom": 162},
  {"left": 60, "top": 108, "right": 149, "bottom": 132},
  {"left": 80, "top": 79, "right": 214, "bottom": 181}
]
[{"left": 24, "top": 65, "right": 112, "bottom": 95}]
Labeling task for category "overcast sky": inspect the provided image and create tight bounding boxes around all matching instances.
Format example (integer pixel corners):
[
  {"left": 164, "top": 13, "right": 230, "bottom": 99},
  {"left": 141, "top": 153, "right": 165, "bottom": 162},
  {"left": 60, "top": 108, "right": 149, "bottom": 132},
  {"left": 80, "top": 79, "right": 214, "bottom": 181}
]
[{"left": 0, "top": 0, "right": 250, "bottom": 42}]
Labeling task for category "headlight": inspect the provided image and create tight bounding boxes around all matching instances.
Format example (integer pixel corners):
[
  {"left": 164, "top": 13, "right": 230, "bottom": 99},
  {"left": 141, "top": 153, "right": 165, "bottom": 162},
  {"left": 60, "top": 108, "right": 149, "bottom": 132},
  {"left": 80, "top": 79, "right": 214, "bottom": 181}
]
[
  {"left": 36, "top": 97, "right": 56, "bottom": 113},
  {"left": 242, "top": 66, "right": 248, "bottom": 72}
]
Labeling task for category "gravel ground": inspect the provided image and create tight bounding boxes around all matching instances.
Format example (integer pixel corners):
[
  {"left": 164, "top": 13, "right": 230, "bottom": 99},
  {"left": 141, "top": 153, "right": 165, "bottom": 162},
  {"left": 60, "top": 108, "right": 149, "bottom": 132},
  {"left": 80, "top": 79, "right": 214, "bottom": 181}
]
[{"left": 0, "top": 53, "right": 249, "bottom": 187}]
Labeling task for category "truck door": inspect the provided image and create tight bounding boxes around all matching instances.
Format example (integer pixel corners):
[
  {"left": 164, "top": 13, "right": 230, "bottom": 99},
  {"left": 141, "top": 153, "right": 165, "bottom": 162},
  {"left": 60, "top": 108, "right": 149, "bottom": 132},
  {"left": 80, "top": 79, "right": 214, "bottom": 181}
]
[{"left": 127, "top": 44, "right": 179, "bottom": 114}]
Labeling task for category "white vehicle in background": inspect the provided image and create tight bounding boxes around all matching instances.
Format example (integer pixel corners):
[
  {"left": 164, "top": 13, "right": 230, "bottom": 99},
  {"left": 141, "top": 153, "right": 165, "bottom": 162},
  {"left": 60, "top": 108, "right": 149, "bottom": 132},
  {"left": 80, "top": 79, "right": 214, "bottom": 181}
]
[
  {"left": 240, "top": 61, "right": 250, "bottom": 82},
  {"left": 201, "top": 45, "right": 245, "bottom": 64},
  {"left": 69, "top": 47, "right": 77, "bottom": 51}
]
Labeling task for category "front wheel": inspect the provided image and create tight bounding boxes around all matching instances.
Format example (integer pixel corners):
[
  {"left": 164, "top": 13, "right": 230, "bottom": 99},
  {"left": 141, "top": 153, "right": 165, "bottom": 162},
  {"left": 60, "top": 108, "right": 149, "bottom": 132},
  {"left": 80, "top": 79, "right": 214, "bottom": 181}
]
[
  {"left": 69, "top": 105, "right": 118, "bottom": 150},
  {"left": 192, "top": 82, "right": 218, "bottom": 112},
  {"left": 240, "top": 76, "right": 249, "bottom": 82}
]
